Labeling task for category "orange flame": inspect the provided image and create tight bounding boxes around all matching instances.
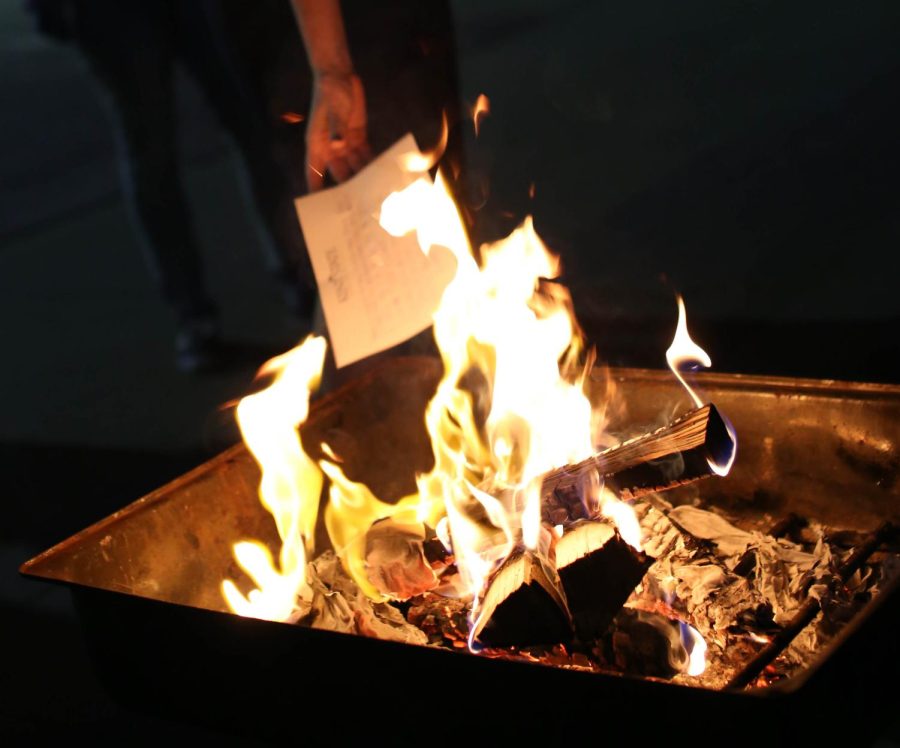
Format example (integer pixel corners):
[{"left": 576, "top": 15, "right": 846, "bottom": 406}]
[
  {"left": 223, "top": 140, "right": 723, "bottom": 667},
  {"left": 600, "top": 493, "right": 643, "bottom": 552},
  {"left": 319, "top": 457, "right": 440, "bottom": 601},
  {"left": 378, "top": 166, "right": 601, "bottom": 636},
  {"left": 318, "top": 151, "right": 646, "bottom": 639},
  {"left": 472, "top": 93, "right": 490, "bottom": 136},
  {"left": 400, "top": 112, "right": 449, "bottom": 173},
  {"left": 221, "top": 336, "right": 326, "bottom": 621}
]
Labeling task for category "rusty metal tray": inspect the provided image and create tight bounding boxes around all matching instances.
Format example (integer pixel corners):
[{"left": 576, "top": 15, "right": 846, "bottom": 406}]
[{"left": 20, "top": 358, "right": 900, "bottom": 744}]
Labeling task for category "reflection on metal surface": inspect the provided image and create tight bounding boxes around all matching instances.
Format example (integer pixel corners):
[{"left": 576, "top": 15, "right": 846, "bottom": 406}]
[{"left": 22, "top": 358, "right": 900, "bottom": 613}]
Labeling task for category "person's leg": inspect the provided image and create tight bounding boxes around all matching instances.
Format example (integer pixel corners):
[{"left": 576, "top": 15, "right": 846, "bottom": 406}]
[
  {"left": 176, "top": 0, "right": 316, "bottom": 320},
  {"left": 73, "top": 0, "right": 218, "bottom": 342}
]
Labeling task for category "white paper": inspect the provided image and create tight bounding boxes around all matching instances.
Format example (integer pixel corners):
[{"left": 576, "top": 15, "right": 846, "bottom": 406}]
[{"left": 294, "top": 134, "right": 457, "bottom": 367}]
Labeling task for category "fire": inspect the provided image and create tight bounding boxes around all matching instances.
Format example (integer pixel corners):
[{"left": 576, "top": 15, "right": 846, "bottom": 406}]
[
  {"left": 378, "top": 167, "right": 618, "bottom": 638},
  {"left": 583, "top": 472, "right": 643, "bottom": 551},
  {"left": 222, "top": 142, "right": 717, "bottom": 668},
  {"left": 666, "top": 294, "right": 737, "bottom": 476},
  {"left": 681, "top": 622, "right": 708, "bottom": 676},
  {"left": 600, "top": 490, "right": 643, "bottom": 552},
  {"left": 400, "top": 112, "right": 448, "bottom": 173},
  {"left": 319, "top": 458, "right": 439, "bottom": 602},
  {"left": 280, "top": 157, "right": 618, "bottom": 634},
  {"left": 472, "top": 93, "right": 490, "bottom": 136},
  {"left": 221, "top": 336, "right": 326, "bottom": 621},
  {"left": 665, "top": 294, "right": 711, "bottom": 409}
]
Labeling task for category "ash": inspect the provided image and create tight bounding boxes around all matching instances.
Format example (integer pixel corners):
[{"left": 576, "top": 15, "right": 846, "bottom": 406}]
[
  {"left": 292, "top": 501, "right": 899, "bottom": 689},
  {"left": 290, "top": 551, "right": 427, "bottom": 645},
  {"left": 632, "top": 497, "right": 900, "bottom": 688}
]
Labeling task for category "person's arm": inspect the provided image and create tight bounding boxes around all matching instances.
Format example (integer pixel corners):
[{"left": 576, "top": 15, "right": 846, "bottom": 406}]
[{"left": 291, "top": 0, "right": 371, "bottom": 191}]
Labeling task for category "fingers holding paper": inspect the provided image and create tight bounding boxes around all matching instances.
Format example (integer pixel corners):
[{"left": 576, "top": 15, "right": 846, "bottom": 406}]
[{"left": 306, "top": 73, "right": 372, "bottom": 191}]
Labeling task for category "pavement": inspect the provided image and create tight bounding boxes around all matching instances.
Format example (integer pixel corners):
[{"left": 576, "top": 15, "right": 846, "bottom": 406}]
[{"left": 1, "top": 0, "right": 899, "bottom": 743}]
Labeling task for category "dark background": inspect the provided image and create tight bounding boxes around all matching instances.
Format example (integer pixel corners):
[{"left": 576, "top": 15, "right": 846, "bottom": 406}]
[{"left": 2, "top": 0, "right": 898, "bottom": 743}]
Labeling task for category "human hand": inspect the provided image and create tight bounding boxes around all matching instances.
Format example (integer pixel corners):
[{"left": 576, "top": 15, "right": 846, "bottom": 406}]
[{"left": 306, "top": 72, "right": 371, "bottom": 191}]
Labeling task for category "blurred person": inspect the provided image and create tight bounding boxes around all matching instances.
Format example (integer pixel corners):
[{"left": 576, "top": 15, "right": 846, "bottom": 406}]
[
  {"left": 29, "top": 0, "right": 460, "bottom": 374},
  {"left": 212, "top": 0, "right": 459, "bottom": 388},
  {"left": 28, "top": 0, "right": 316, "bottom": 372},
  {"left": 291, "top": 0, "right": 461, "bottom": 383}
]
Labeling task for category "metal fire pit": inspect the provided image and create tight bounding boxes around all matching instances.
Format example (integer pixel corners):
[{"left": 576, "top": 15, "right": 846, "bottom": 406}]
[{"left": 21, "top": 358, "right": 900, "bottom": 744}]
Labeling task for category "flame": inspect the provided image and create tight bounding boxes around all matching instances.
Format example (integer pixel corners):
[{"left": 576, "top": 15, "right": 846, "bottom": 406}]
[
  {"left": 660, "top": 575, "right": 709, "bottom": 675},
  {"left": 377, "top": 166, "right": 599, "bottom": 639},
  {"left": 319, "top": 458, "right": 440, "bottom": 601},
  {"left": 223, "top": 138, "right": 732, "bottom": 665},
  {"left": 400, "top": 111, "right": 449, "bottom": 173},
  {"left": 472, "top": 93, "right": 490, "bottom": 136},
  {"left": 221, "top": 336, "right": 327, "bottom": 621},
  {"left": 585, "top": 474, "right": 643, "bottom": 552},
  {"left": 665, "top": 294, "right": 737, "bottom": 476},
  {"left": 680, "top": 621, "right": 708, "bottom": 676},
  {"left": 665, "top": 294, "right": 710, "bottom": 409},
  {"left": 601, "top": 496, "right": 643, "bottom": 552}
]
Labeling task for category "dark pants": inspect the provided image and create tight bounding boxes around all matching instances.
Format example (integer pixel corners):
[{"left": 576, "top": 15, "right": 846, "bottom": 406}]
[
  {"left": 212, "top": 0, "right": 461, "bottom": 388},
  {"left": 73, "top": 0, "right": 310, "bottom": 321}
]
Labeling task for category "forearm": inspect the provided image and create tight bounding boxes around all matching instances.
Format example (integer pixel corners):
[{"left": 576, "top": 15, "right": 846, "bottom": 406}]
[
  {"left": 292, "top": 0, "right": 370, "bottom": 189},
  {"left": 291, "top": 0, "right": 354, "bottom": 77}
]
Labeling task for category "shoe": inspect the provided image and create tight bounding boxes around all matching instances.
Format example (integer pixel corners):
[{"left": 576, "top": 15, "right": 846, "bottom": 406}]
[{"left": 175, "top": 314, "right": 222, "bottom": 373}]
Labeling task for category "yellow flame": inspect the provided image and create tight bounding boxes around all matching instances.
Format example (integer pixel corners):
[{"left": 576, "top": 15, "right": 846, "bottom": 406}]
[
  {"left": 224, "top": 138, "right": 724, "bottom": 661},
  {"left": 472, "top": 93, "right": 491, "bottom": 136},
  {"left": 400, "top": 112, "right": 449, "bottom": 173},
  {"left": 221, "top": 335, "right": 326, "bottom": 621},
  {"left": 379, "top": 167, "right": 598, "bottom": 632},
  {"left": 320, "top": 458, "right": 440, "bottom": 601},
  {"left": 601, "top": 498, "right": 643, "bottom": 552},
  {"left": 589, "top": 480, "right": 643, "bottom": 551}
]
